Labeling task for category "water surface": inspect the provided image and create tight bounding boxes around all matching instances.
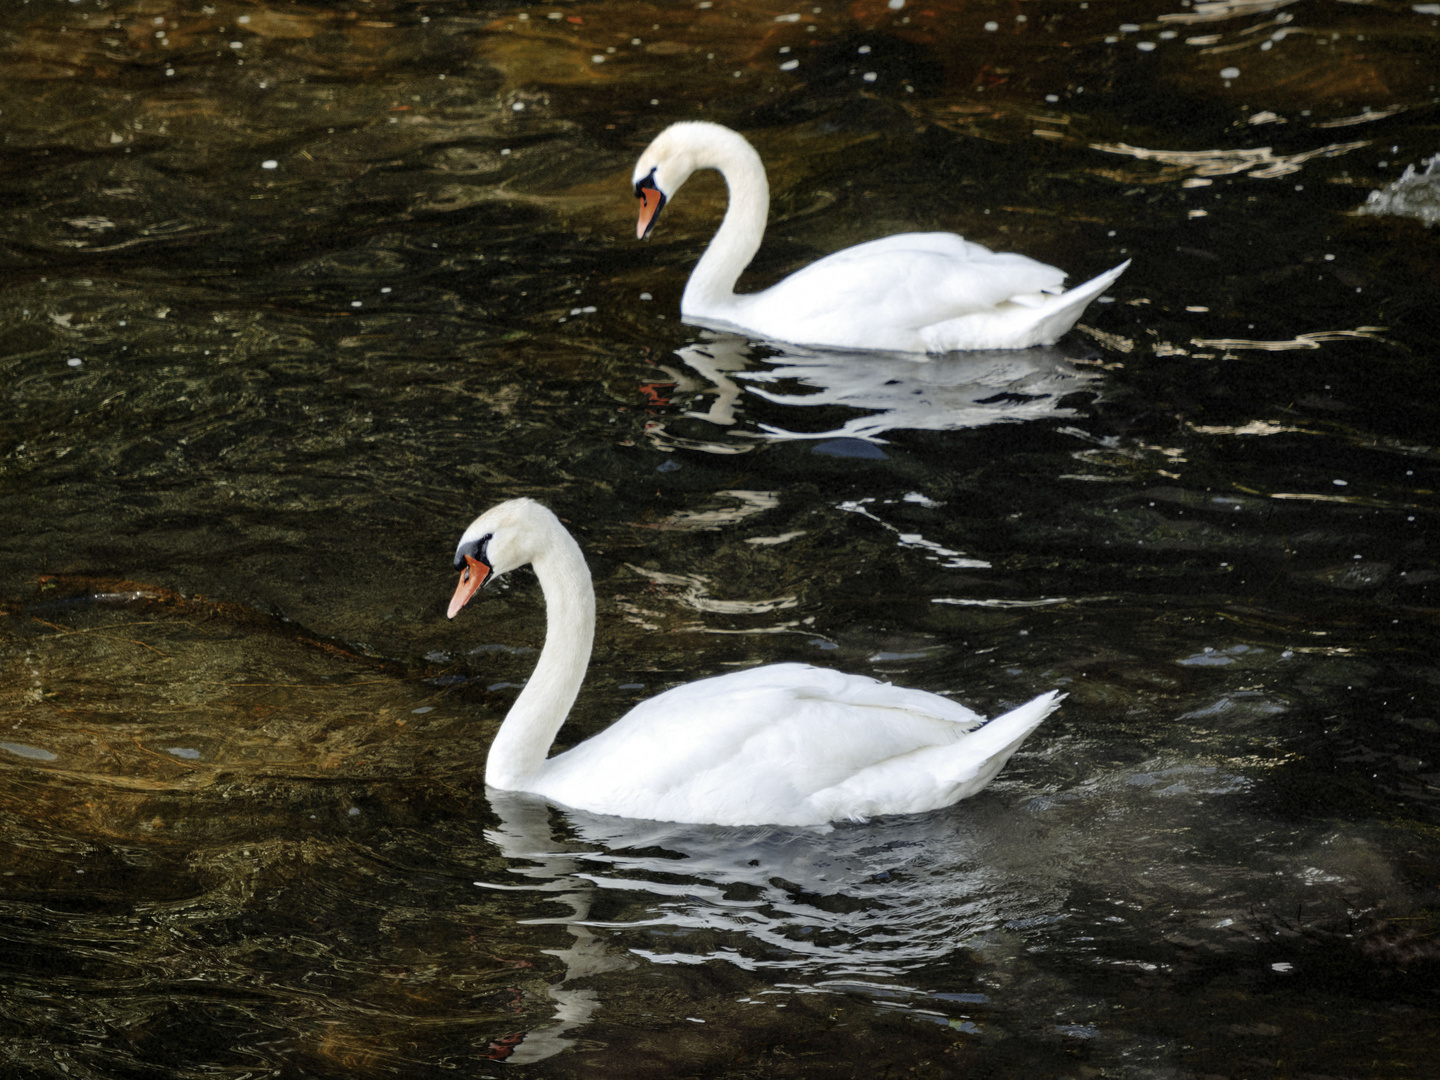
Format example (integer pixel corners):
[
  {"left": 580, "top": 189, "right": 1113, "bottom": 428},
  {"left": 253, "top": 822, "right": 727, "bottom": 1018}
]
[{"left": 2, "top": 0, "right": 1439, "bottom": 1076}]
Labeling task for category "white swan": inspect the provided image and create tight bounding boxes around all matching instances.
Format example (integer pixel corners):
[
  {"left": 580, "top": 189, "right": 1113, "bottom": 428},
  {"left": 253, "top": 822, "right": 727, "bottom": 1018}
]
[
  {"left": 447, "top": 498, "right": 1063, "bottom": 826},
  {"left": 633, "top": 121, "right": 1129, "bottom": 353}
]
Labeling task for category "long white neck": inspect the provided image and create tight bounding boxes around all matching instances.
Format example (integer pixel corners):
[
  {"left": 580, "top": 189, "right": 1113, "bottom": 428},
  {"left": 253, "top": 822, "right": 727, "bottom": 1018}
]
[
  {"left": 680, "top": 128, "right": 770, "bottom": 314},
  {"left": 484, "top": 525, "right": 595, "bottom": 791}
]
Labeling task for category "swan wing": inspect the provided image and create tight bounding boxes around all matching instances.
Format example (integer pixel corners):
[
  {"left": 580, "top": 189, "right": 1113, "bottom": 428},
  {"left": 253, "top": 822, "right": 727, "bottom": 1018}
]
[
  {"left": 916, "top": 260, "right": 1130, "bottom": 352},
  {"left": 808, "top": 232, "right": 1003, "bottom": 262},
  {"left": 735, "top": 234, "right": 1069, "bottom": 342},
  {"left": 805, "top": 231, "right": 1061, "bottom": 279},
  {"left": 803, "top": 690, "right": 1063, "bottom": 821},
  {"left": 531, "top": 663, "right": 1056, "bottom": 826}
]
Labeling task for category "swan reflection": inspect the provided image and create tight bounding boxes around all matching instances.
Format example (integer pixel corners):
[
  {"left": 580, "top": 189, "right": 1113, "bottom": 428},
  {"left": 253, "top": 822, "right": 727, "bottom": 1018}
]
[
  {"left": 477, "top": 748, "right": 1393, "bottom": 1062},
  {"left": 479, "top": 785, "right": 1068, "bottom": 1049},
  {"left": 477, "top": 791, "right": 1063, "bottom": 1057},
  {"left": 654, "top": 331, "right": 1103, "bottom": 446}
]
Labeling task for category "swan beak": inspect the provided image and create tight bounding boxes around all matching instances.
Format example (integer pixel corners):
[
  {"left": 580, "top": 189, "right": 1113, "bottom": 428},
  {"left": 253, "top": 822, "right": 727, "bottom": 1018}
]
[
  {"left": 447, "top": 554, "right": 490, "bottom": 620},
  {"left": 636, "top": 183, "right": 666, "bottom": 239}
]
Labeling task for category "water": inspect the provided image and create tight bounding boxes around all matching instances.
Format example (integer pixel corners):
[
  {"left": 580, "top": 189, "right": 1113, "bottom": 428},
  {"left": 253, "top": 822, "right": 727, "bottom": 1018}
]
[
  {"left": 3, "top": 0, "right": 1439, "bottom": 1076},
  {"left": 1363, "top": 152, "right": 1440, "bottom": 226}
]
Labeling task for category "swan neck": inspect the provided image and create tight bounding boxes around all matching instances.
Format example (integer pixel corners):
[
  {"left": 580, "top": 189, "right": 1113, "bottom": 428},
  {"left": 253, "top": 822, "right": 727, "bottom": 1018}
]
[
  {"left": 682, "top": 135, "right": 769, "bottom": 312},
  {"left": 485, "top": 529, "right": 595, "bottom": 791}
]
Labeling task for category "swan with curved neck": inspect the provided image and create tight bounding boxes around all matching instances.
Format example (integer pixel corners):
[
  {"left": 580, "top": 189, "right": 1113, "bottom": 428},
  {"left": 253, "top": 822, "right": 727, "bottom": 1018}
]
[
  {"left": 447, "top": 498, "right": 1062, "bottom": 826},
  {"left": 632, "top": 121, "right": 1129, "bottom": 353}
]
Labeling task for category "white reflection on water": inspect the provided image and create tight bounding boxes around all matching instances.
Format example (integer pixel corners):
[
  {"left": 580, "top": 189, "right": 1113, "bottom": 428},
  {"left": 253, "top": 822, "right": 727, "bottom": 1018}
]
[
  {"left": 1189, "top": 326, "right": 1386, "bottom": 351},
  {"left": 1089, "top": 138, "right": 1371, "bottom": 179},
  {"left": 473, "top": 725, "right": 1406, "bottom": 1063},
  {"left": 656, "top": 331, "right": 1102, "bottom": 444},
  {"left": 839, "top": 496, "right": 990, "bottom": 569},
  {"left": 1156, "top": 0, "right": 1302, "bottom": 25},
  {"left": 482, "top": 786, "right": 1069, "bottom": 983}
]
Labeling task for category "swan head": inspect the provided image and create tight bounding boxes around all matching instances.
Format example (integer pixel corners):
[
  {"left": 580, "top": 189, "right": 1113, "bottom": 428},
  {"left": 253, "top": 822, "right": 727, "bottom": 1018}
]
[
  {"left": 631, "top": 122, "right": 762, "bottom": 240},
  {"left": 632, "top": 127, "right": 692, "bottom": 240},
  {"left": 447, "top": 498, "right": 560, "bottom": 619}
]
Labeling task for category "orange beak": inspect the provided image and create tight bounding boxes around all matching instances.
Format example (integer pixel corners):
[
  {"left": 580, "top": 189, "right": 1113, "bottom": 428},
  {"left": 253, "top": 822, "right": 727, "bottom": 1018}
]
[
  {"left": 636, "top": 184, "right": 664, "bottom": 239},
  {"left": 447, "top": 554, "right": 490, "bottom": 619}
]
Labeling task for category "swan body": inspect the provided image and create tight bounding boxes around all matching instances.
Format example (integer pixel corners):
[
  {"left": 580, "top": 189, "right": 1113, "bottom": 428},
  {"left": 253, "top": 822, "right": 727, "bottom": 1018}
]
[
  {"left": 632, "top": 121, "right": 1129, "bottom": 353},
  {"left": 447, "top": 498, "right": 1062, "bottom": 826}
]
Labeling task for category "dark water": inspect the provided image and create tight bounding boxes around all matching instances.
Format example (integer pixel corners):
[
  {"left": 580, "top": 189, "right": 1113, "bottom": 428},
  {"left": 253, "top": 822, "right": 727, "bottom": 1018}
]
[{"left": 3, "top": 0, "right": 1439, "bottom": 1076}]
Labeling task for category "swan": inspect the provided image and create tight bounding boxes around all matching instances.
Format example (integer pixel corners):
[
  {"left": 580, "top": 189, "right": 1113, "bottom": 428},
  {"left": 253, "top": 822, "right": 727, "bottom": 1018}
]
[
  {"left": 632, "top": 121, "right": 1130, "bottom": 353},
  {"left": 447, "top": 498, "right": 1063, "bottom": 826}
]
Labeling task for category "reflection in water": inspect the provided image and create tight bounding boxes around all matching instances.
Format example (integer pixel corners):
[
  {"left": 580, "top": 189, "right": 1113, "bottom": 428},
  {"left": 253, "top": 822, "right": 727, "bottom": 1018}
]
[
  {"left": 479, "top": 743, "right": 1403, "bottom": 1060},
  {"left": 483, "top": 787, "right": 1063, "bottom": 981},
  {"left": 658, "top": 331, "right": 1102, "bottom": 443},
  {"left": 662, "top": 332, "right": 754, "bottom": 427},
  {"left": 479, "top": 792, "right": 635, "bottom": 1064},
  {"left": 1188, "top": 326, "right": 1387, "bottom": 352},
  {"left": 1089, "top": 138, "right": 1372, "bottom": 180}
]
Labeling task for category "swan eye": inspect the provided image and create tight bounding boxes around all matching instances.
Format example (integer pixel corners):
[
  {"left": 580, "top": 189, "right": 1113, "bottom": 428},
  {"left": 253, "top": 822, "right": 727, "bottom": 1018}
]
[
  {"left": 453, "top": 533, "right": 493, "bottom": 572},
  {"left": 634, "top": 168, "right": 658, "bottom": 200}
]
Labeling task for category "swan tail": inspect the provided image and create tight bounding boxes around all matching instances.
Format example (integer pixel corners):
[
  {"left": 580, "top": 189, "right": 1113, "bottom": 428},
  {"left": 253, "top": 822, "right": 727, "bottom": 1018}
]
[
  {"left": 938, "top": 689, "right": 1064, "bottom": 778},
  {"left": 919, "top": 260, "right": 1129, "bottom": 351},
  {"left": 803, "top": 690, "right": 1064, "bottom": 820},
  {"left": 1023, "top": 259, "right": 1130, "bottom": 343}
]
